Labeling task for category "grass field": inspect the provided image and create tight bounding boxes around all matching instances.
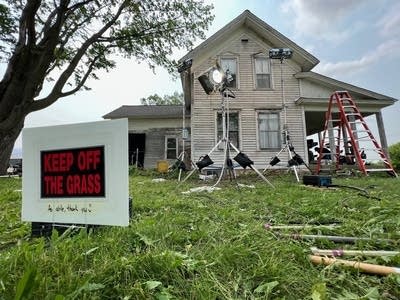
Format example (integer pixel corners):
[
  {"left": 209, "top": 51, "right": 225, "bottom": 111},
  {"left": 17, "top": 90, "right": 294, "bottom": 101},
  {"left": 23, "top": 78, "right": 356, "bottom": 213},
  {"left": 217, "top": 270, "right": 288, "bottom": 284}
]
[{"left": 0, "top": 170, "right": 399, "bottom": 299}]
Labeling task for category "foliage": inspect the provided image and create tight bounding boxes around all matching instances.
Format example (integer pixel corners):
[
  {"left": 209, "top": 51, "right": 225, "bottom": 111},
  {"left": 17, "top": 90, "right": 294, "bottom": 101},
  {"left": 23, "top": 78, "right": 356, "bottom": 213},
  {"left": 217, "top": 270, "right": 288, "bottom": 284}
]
[
  {"left": 0, "top": 0, "right": 214, "bottom": 173},
  {"left": 140, "top": 91, "right": 183, "bottom": 105},
  {"left": 0, "top": 174, "right": 399, "bottom": 299},
  {"left": 388, "top": 142, "right": 400, "bottom": 171}
]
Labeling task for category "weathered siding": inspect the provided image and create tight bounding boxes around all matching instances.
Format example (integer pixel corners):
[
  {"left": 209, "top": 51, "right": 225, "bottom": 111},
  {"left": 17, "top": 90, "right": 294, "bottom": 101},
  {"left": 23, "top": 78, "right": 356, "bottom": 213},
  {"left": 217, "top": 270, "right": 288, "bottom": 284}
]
[
  {"left": 191, "top": 31, "right": 306, "bottom": 169},
  {"left": 128, "top": 117, "right": 191, "bottom": 169}
]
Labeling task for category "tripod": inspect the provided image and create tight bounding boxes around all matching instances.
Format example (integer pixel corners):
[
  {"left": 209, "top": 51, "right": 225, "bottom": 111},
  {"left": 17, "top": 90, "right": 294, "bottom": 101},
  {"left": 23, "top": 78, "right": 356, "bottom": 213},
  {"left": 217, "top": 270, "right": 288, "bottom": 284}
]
[
  {"left": 264, "top": 127, "right": 300, "bottom": 181},
  {"left": 181, "top": 90, "right": 274, "bottom": 188},
  {"left": 263, "top": 51, "right": 308, "bottom": 182}
]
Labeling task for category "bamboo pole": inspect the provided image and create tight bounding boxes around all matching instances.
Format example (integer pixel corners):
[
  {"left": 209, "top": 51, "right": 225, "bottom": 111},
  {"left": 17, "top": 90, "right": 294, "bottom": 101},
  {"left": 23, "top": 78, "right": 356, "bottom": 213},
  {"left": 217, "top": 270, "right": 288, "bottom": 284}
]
[
  {"left": 281, "top": 234, "right": 393, "bottom": 244},
  {"left": 310, "top": 255, "right": 400, "bottom": 276},
  {"left": 310, "top": 247, "right": 400, "bottom": 257},
  {"left": 264, "top": 223, "right": 339, "bottom": 230}
]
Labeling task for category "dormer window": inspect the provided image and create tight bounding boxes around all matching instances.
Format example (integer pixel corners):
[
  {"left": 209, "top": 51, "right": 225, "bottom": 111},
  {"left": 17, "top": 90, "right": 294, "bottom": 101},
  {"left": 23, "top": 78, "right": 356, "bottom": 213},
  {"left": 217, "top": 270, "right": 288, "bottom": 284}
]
[
  {"left": 254, "top": 56, "right": 271, "bottom": 89},
  {"left": 220, "top": 58, "right": 237, "bottom": 89}
]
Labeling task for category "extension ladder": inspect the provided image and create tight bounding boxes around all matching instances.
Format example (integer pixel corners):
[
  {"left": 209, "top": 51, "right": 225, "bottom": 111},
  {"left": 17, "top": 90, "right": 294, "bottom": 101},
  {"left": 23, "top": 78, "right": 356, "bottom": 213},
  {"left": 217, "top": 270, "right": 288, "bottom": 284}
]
[{"left": 316, "top": 91, "right": 397, "bottom": 177}]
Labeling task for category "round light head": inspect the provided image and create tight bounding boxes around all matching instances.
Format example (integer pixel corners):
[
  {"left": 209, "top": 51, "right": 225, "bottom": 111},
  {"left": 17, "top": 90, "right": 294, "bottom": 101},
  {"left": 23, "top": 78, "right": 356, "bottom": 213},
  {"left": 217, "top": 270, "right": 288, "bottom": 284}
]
[{"left": 210, "top": 67, "right": 224, "bottom": 84}]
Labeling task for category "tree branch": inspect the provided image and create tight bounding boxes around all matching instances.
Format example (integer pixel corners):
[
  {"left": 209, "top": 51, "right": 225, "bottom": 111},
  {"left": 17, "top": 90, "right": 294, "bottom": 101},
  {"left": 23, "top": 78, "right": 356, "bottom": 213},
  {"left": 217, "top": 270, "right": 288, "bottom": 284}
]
[{"left": 26, "top": 1, "right": 129, "bottom": 113}]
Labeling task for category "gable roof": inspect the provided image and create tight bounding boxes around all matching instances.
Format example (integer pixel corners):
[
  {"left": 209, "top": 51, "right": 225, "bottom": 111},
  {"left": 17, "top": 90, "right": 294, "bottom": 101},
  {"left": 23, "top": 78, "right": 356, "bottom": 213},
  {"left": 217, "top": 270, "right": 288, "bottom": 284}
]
[
  {"left": 102, "top": 105, "right": 184, "bottom": 119},
  {"left": 180, "top": 10, "right": 319, "bottom": 72}
]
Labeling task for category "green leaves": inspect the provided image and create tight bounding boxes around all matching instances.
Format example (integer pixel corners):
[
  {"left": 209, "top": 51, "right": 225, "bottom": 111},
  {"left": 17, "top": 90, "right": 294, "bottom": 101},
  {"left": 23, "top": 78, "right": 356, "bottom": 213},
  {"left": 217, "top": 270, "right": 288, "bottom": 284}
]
[{"left": 14, "top": 268, "right": 37, "bottom": 300}]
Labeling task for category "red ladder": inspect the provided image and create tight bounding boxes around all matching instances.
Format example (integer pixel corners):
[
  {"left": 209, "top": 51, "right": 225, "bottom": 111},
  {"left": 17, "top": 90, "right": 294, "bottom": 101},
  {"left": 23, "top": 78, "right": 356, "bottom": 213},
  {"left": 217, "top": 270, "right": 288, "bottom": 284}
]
[{"left": 316, "top": 91, "right": 397, "bottom": 177}]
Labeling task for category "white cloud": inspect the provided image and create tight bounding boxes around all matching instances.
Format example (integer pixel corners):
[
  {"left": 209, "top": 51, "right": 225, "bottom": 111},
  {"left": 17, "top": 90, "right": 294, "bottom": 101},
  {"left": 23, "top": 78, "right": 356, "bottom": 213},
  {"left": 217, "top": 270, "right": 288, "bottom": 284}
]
[
  {"left": 314, "top": 38, "right": 400, "bottom": 77},
  {"left": 281, "top": 0, "right": 365, "bottom": 42},
  {"left": 377, "top": 2, "right": 400, "bottom": 37}
]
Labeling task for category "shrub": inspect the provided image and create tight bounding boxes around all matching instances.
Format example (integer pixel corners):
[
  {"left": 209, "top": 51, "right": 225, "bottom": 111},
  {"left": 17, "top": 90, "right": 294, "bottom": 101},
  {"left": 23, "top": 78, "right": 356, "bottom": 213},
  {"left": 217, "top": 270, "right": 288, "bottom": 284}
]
[{"left": 388, "top": 142, "right": 400, "bottom": 170}]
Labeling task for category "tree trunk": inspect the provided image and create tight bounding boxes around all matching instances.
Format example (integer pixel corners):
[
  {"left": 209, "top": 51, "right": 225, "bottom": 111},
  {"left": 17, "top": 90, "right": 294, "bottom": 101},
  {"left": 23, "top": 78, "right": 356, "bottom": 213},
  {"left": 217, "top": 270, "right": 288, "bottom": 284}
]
[{"left": 0, "top": 117, "right": 24, "bottom": 175}]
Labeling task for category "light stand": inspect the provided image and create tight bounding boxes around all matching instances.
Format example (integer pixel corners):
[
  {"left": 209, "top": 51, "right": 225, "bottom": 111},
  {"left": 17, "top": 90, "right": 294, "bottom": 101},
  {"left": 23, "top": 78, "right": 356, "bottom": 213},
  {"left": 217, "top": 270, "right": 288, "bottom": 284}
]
[
  {"left": 263, "top": 48, "right": 308, "bottom": 181},
  {"left": 175, "top": 59, "right": 195, "bottom": 181},
  {"left": 182, "top": 64, "right": 274, "bottom": 188}
]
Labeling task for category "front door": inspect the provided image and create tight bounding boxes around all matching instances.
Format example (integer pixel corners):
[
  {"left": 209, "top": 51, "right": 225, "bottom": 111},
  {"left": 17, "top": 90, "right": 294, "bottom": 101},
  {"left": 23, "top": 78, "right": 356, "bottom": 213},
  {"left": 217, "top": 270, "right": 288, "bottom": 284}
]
[{"left": 128, "top": 133, "right": 145, "bottom": 167}]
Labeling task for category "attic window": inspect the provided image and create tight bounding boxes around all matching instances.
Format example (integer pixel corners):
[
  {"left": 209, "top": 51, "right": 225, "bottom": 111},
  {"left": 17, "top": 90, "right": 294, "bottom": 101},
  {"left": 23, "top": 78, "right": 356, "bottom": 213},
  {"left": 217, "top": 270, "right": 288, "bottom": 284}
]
[{"left": 241, "top": 38, "right": 249, "bottom": 42}]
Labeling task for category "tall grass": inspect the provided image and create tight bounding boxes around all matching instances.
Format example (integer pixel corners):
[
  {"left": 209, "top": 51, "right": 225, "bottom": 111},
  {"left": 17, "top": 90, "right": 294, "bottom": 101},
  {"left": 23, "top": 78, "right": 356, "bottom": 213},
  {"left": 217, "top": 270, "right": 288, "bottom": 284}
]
[{"left": 0, "top": 172, "right": 399, "bottom": 299}]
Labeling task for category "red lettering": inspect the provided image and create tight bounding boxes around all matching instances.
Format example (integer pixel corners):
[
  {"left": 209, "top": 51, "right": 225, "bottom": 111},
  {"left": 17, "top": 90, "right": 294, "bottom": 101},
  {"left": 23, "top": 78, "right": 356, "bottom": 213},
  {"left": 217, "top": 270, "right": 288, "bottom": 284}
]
[
  {"left": 78, "top": 151, "right": 86, "bottom": 171},
  {"left": 43, "top": 175, "right": 63, "bottom": 195},
  {"left": 94, "top": 173, "right": 101, "bottom": 194},
  {"left": 58, "top": 152, "right": 74, "bottom": 172},
  {"left": 44, "top": 154, "right": 52, "bottom": 172},
  {"left": 93, "top": 150, "right": 100, "bottom": 169},
  {"left": 80, "top": 174, "right": 87, "bottom": 193},
  {"left": 66, "top": 175, "right": 74, "bottom": 194},
  {"left": 43, "top": 152, "right": 74, "bottom": 172},
  {"left": 77, "top": 149, "right": 102, "bottom": 171},
  {"left": 65, "top": 173, "right": 102, "bottom": 195},
  {"left": 87, "top": 174, "right": 94, "bottom": 193}
]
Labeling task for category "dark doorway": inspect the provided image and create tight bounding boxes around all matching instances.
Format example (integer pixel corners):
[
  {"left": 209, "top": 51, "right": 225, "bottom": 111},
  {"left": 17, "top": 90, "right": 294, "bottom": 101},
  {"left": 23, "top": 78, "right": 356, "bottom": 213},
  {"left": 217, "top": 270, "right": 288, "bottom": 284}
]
[{"left": 128, "top": 133, "right": 145, "bottom": 167}]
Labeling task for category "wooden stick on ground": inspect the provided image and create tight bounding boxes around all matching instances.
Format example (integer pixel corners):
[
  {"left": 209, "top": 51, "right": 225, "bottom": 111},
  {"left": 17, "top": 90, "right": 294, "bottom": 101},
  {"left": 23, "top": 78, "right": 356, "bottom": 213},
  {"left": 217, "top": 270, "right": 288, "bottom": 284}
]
[
  {"left": 309, "top": 255, "right": 400, "bottom": 276},
  {"left": 310, "top": 247, "right": 400, "bottom": 257}
]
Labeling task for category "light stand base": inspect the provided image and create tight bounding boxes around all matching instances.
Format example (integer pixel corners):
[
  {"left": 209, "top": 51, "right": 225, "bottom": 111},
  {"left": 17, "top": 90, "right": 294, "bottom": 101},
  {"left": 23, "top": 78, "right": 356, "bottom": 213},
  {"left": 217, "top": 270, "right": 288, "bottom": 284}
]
[
  {"left": 181, "top": 139, "right": 274, "bottom": 188},
  {"left": 263, "top": 141, "right": 300, "bottom": 182}
]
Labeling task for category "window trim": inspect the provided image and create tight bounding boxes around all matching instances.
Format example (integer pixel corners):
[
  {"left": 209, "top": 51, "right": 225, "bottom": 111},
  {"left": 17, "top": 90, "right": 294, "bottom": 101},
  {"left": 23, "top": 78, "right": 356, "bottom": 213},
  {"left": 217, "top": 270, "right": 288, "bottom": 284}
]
[
  {"left": 165, "top": 136, "right": 178, "bottom": 159},
  {"left": 253, "top": 54, "right": 272, "bottom": 90},
  {"left": 256, "top": 110, "right": 281, "bottom": 151},
  {"left": 219, "top": 55, "right": 239, "bottom": 90},
  {"left": 215, "top": 110, "right": 241, "bottom": 150}
]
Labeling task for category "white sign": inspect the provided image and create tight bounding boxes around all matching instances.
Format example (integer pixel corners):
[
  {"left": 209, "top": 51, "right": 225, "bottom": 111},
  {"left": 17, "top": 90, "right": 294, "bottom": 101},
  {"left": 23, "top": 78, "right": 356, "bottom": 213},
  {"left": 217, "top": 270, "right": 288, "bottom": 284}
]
[{"left": 22, "top": 119, "right": 129, "bottom": 226}]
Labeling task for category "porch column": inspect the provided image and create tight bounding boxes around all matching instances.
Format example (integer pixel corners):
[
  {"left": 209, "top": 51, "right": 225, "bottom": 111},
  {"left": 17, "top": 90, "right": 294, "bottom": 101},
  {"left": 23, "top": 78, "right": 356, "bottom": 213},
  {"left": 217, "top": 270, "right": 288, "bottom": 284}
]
[{"left": 376, "top": 111, "right": 389, "bottom": 157}]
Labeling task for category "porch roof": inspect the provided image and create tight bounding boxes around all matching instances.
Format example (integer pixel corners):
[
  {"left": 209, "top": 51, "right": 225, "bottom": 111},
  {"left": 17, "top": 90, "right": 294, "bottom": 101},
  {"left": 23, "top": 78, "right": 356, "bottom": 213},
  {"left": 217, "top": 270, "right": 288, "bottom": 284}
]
[{"left": 103, "top": 105, "right": 184, "bottom": 119}]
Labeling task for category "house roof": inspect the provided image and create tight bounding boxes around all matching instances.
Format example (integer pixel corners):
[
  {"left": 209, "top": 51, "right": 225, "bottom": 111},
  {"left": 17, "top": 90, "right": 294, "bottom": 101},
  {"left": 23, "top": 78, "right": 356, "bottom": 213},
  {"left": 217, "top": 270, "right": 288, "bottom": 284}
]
[
  {"left": 102, "top": 105, "right": 184, "bottom": 119},
  {"left": 295, "top": 71, "right": 397, "bottom": 103},
  {"left": 180, "top": 10, "right": 319, "bottom": 72}
]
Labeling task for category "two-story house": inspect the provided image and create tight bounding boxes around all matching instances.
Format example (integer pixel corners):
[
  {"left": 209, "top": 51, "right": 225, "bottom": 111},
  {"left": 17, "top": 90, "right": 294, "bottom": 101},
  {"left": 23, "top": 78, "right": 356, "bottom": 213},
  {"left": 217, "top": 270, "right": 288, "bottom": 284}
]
[{"left": 104, "top": 10, "right": 396, "bottom": 170}]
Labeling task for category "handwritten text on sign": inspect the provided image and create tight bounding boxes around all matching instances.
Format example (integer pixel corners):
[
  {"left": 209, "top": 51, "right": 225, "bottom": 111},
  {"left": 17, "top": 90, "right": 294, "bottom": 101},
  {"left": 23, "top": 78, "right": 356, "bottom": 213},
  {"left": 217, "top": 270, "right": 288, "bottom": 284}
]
[{"left": 41, "top": 146, "right": 105, "bottom": 198}]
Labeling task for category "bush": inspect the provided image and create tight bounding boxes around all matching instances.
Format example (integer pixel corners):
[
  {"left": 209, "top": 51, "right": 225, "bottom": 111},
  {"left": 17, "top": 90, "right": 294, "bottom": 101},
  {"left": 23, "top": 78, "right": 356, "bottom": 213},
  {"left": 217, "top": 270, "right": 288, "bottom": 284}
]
[{"left": 388, "top": 142, "right": 400, "bottom": 170}]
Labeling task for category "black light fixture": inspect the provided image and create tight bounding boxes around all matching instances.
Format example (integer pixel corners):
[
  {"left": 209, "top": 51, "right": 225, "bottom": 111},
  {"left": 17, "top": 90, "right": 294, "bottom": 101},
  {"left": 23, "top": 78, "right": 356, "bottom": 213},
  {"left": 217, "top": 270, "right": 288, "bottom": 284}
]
[
  {"left": 178, "top": 58, "right": 193, "bottom": 73},
  {"left": 198, "top": 62, "right": 226, "bottom": 95},
  {"left": 234, "top": 152, "right": 254, "bottom": 169},
  {"left": 195, "top": 155, "right": 214, "bottom": 171},
  {"left": 269, "top": 48, "right": 293, "bottom": 60}
]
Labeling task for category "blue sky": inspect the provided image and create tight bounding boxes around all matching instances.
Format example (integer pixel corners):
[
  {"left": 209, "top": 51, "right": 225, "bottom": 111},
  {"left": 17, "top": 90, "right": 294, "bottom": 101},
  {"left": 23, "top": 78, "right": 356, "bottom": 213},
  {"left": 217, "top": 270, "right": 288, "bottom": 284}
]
[{"left": 8, "top": 0, "right": 400, "bottom": 156}]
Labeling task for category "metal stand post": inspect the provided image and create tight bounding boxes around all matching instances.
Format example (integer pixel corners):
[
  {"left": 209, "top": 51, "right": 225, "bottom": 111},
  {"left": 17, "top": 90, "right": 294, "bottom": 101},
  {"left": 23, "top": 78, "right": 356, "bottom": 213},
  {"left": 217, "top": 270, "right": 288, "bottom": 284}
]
[
  {"left": 263, "top": 54, "right": 305, "bottom": 181},
  {"left": 181, "top": 91, "right": 274, "bottom": 188}
]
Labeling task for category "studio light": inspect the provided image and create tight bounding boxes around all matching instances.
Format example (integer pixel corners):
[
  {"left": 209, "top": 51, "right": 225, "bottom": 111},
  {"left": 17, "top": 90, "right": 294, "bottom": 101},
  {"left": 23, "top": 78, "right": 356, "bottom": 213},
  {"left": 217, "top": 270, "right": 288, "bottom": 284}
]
[
  {"left": 234, "top": 152, "right": 254, "bottom": 169},
  {"left": 198, "top": 63, "right": 226, "bottom": 95},
  {"left": 196, "top": 155, "right": 214, "bottom": 171},
  {"left": 178, "top": 58, "right": 193, "bottom": 73},
  {"left": 269, "top": 48, "right": 293, "bottom": 60}
]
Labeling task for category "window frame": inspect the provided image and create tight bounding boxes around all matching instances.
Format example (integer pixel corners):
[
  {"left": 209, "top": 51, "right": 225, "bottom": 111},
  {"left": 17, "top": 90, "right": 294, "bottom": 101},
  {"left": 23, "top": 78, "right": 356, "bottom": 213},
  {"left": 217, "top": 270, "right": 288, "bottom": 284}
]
[
  {"left": 215, "top": 111, "right": 240, "bottom": 150},
  {"left": 165, "top": 136, "right": 178, "bottom": 159},
  {"left": 257, "top": 111, "right": 281, "bottom": 150},
  {"left": 253, "top": 55, "right": 272, "bottom": 90},
  {"left": 220, "top": 56, "right": 239, "bottom": 89}
]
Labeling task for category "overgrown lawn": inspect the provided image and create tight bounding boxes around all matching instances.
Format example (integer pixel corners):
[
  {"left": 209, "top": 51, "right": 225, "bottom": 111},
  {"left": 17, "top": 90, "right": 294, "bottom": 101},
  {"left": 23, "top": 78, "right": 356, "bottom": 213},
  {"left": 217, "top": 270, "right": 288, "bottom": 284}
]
[{"left": 0, "top": 171, "right": 399, "bottom": 299}]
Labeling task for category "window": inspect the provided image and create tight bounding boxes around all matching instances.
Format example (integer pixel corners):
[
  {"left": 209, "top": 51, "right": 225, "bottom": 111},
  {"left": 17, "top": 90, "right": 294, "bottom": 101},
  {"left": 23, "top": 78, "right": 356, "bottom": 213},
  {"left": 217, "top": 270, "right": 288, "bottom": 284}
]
[
  {"left": 165, "top": 137, "right": 178, "bottom": 159},
  {"left": 258, "top": 112, "right": 280, "bottom": 149},
  {"left": 217, "top": 112, "right": 239, "bottom": 148},
  {"left": 220, "top": 58, "right": 237, "bottom": 88},
  {"left": 254, "top": 57, "right": 271, "bottom": 89}
]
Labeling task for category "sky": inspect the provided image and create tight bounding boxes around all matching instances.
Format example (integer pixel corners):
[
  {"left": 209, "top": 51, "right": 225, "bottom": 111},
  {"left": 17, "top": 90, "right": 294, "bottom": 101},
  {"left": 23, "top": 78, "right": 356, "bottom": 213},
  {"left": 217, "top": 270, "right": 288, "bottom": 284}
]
[{"left": 7, "top": 0, "right": 400, "bottom": 157}]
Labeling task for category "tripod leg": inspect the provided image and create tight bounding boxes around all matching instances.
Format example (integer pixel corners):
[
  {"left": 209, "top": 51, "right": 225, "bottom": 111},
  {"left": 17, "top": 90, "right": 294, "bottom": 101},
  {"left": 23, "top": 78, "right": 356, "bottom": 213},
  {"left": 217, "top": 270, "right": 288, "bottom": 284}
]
[
  {"left": 263, "top": 144, "right": 288, "bottom": 173},
  {"left": 287, "top": 146, "right": 300, "bottom": 182},
  {"left": 229, "top": 142, "right": 274, "bottom": 188},
  {"left": 180, "top": 167, "right": 198, "bottom": 184},
  {"left": 250, "top": 165, "right": 275, "bottom": 188}
]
